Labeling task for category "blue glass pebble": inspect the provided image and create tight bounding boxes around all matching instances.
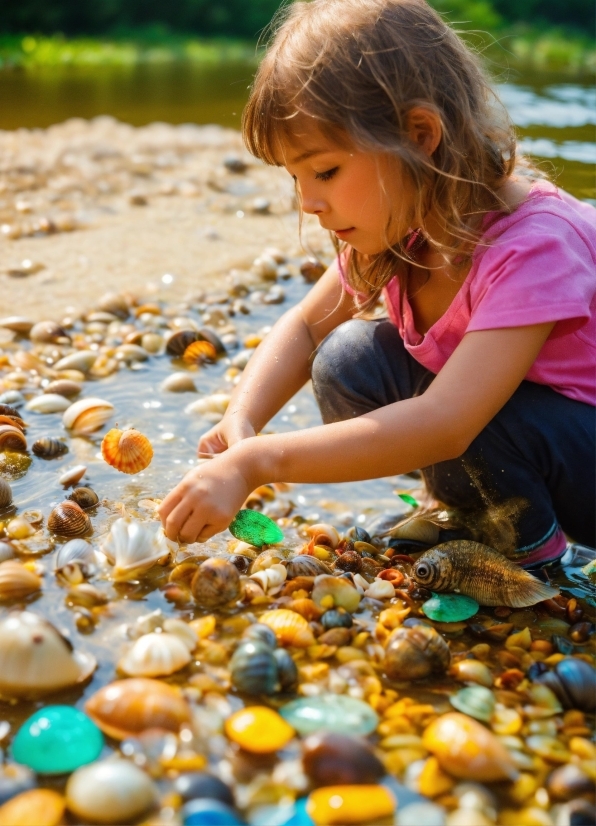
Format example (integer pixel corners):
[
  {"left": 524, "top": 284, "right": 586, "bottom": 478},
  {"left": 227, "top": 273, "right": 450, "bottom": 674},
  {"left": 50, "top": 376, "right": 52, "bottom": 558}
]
[
  {"left": 277, "top": 798, "right": 315, "bottom": 826},
  {"left": 421, "top": 592, "right": 479, "bottom": 623},
  {"left": 280, "top": 694, "right": 378, "bottom": 736},
  {"left": 182, "top": 798, "right": 245, "bottom": 826},
  {"left": 11, "top": 705, "right": 104, "bottom": 775}
]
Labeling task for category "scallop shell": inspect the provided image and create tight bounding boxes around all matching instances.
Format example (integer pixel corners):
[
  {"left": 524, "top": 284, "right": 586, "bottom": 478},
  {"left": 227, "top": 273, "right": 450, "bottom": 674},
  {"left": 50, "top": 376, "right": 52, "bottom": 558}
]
[
  {"left": 250, "top": 563, "right": 287, "bottom": 594},
  {"left": 32, "top": 437, "right": 69, "bottom": 458},
  {"left": 0, "top": 425, "right": 27, "bottom": 452},
  {"left": 190, "top": 558, "right": 241, "bottom": 607},
  {"left": 101, "top": 517, "right": 175, "bottom": 580},
  {"left": 305, "top": 523, "right": 340, "bottom": 549},
  {"left": 44, "top": 379, "right": 82, "bottom": 398},
  {"left": 160, "top": 372, "right": 197, "bottom": 393},
  {"left": 183, "top": 340, "right": 217, "bottom": 365},
  {"left": 85, "top": 677, "right": 192, "bottom": 740},
  {"left": 54, "top": 350, "right": 98, "bottom": 373},
  {"left": 0, "top": 610, "right": 96, "bottom": 697},
  {"left": 0, "top": 560, "right": 42, "bottom": 600},
  {"left": 312, "top": 574, "right": 362, "bottom": 613},
  {"left": 54, "top": 538, "right": 97, "bottom": 572},
  {"left": 47, "top": 501, "right": 91, "bottom": 537},
  {"left": 118, "top": 632, "right": 192, "bottom": 677},
  {"left": 63, "top": 398, "right": 114, "bottom": 434},
  {"left": 67, "top": 487, "right": 99, "bottom": 510},
  {"left": 29, "top": 321, "right": 70, "bottom": 344},
  {"left": 66, "top": 759, "right": 157, "bottom": 825},
  {"left": 0, "top": 479, "right": 13, "bottom": 509},
  {"left": 387, "top": 515, "right": 440, "bottom": 544},
  {"left": 101, "top": 428, "right": 153, "bottom": 474},
  {"left": 259, "top": 608, "right": 316, "bottom": 648},
  {"left": 26, "top": 394, "right": 72, "bottom": 415}
]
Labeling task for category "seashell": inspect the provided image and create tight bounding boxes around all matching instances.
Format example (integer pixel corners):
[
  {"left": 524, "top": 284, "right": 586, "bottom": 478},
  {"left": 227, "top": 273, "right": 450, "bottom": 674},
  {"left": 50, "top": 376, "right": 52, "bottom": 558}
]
[
  {"left": 305, "top": 523, "right": 340, "bottom": 549},
  {"left": 185, "top": 393, "right": 231, "bottom": 417},
  {"left": 0, "top": 610, "right": 96, "bottom": 697},
  {"left": 191, "top": 558, "right": 241, "bottom": 607},
  {"left": 0, "top": 425, "right": 27, "bottom": 452},
  {"left": 118, "top": 632, "right": 192, "bottom": 677},
  {"left": 0, "top": 542, "right": 15, "bottom": 562},
  {"left": 0, "top": 415, "right": 25, "bottom": 434},
  {"left": 225, "top": 706, "right": 294, "bottom": 754},
  {"left": 230, "top": 640, "right": 279, "bottom": 695},
  {"left": 67, "top": 486, "right": 99, "bottom": 511},
  {"left": 101, "top": 428, "right": 153, "bottom": 474},
  {"left": 6, "top": 517, "right": 35, "bottom": 540},
  {"left": 0, "top": 390, "right": 25, "bottom": 408},
  {"left": 47, "top": 501, "right": 91, "bottom": 537},
  {"left": 423, "top": 713, "right": 518, "bottom": 782},
  {"left": 250, "top": 562, "right": 287, "bottom": 594},
  {"left": 300, "top": 258, "right": 326, "bottom": 283},
  {"left": 249, "top": 547, "right": 292, "bottom": 573},
  {"left": 63, "top": 398, "right": 114, "bottom": 434},
  {"left": 364, "top": 579, "right": 395, "bottom": 600},
  {"left": 259, "top": 608, "right": 316, "bottom": 648},
  {"left": 32, "top": 437, "right": 69, "bottom": 458},
  {"left": 166, "top": 330, "right": 202, "bottom": 356},
  {"left": 0, "top": 317, "right": 34, "bottom": 334},
  {"left": 284, "top": 555, "right": 332, "bottom": 578},
  {"left": 535, "top": 657, "right": 596, "bottom": 712},
  {"left": 29, "top": 321, "right": 70, "bottom": 344},
  {"left": 383, "top": 625, "right": 451, "bottom": 681},
  {"left": 0, "top": 789, "right": 65, "bottom": 826},
  {"left": 53, "top": 350, "right": 98, "bottom": 373},
  {"left": 43, "top": 379, "right": 82, "bottom": 398},
  {"left": 114, "top": 343, "right": 149, "bottom": 364},
  {"left": 387, "top": 515, "right": 440, "bottom": 544},
  {"left": 160, "top": 372, "right": 197, "bottom": 393},
  {"left": 26, "top": 394, "right": 72, "bottom": 415},
  {"left": 66, "top": 758, "right": 157, "bottom": 825},
  {"left": 85, "top": 678, "right": 192, "bottom": 740},
  {"left": 0, "top": 404, "right": 23, "bottom": 420},
  {"left": 174, "top": 773, "right": 234, "bottom": 807},
  {"left": 101, "top": 518, "right": 175, "bottom": 580},
  {"left": 162, "top": 618, "right": 197, "bottom": 651},
  {"left": 0, "top": 479, "right": 12, "bottom": 509},
  {"left": 97, "top": 292, "right": 130, "bottom": 320},
  {"left": 307, "top": 786, "right": 396, "bottom": 824},
  {"left": 333, "top": 550, "right": 363, "bottom": 574},
  {"left": 302, "top": 732, "right": 385, "bottom": 786},
  {"left": 547, "top": 763, "right": 595, "bottom": 801},
  {"left": 59, "top": 465, "right": 87, "bottom": 487},
  {"left": 197, "top": 327, "right": 226, "bottom": 356},
  {"left": 54, "top": 538, "right": 97, "bottom": 572},
  {"left": 273, "top": 647, "right": 298, "bottom": 692},
  {"left": 243, "top": 623, "right": 278, "bottom": 648},
  {"left": 450, "top": 659, "right": 494, "bottom": 688},
  {"left": 312, "top": 574, "right": 361, "bottom": 613},
  {"left": 0, "top": 560, "right": 42, "bottom": 600},
  {"left": 450, "top": 685, "right": 496, "bottom": 723},
  {"left": 183, "top": 340, "right": 217, "bottom": 365}
]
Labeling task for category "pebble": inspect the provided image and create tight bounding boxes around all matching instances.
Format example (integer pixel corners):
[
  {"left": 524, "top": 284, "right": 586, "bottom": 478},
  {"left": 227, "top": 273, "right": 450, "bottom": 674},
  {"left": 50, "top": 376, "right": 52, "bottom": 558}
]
[
  {"left": 280, "top": 695, "right": 379, "bottom": 737},
  {"left": 0, "top": 789, "right": 65, "bottom": 826},
  {"left": 182, "top": 798, "right": 245, "bottom": 826},
  {"left": 306, "top": 785, "right": 395, "bottom": 825},
  {"left": 225, "top": 707, "right": 294, "bottom": 753},
  {"left": 11, "top": 706, "right": 103, "bottom": 774}
]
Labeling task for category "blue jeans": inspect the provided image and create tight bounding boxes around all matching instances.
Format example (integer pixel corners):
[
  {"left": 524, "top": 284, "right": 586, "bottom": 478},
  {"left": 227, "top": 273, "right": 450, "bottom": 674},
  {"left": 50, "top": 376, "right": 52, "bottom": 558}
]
[{"left": 311, "top": 319, "right": 596, "bottom": 556}]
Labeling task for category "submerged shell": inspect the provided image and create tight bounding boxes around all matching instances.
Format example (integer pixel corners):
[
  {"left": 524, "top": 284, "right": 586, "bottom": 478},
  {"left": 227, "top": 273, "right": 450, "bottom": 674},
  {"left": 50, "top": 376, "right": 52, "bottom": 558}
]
[
  {"left": 384, "top": 625, "right": 451, "bottom": 681},
  {"left": 32, "top": 437, "right": 69, "bottom": 459},
  {"left": 166, "top": 330, "right": 202, "bottom": 356},
  {"left": 68, "top": 487, "right": 99, "bottom": 510},
  {"left": 185, "top": 393, "right": 231, "bottom": 417},
  {"left": 66, "top": 759, "right": 157, "bottom": 825},
  {"left": 412, "top": 541, "right": 559, "bottom": 607},
  {"left": 0, "top": 479, "right": 13, "bottom": 509},
  {"left": 85, "top": 678, "right": 192, "bottom": 740},
  {"left": 59, "top": 465, "right": 87, "bottom": 487},
  {"left": 312, "top": 574, "right": 361, "bottom": 613},
  {"left": 160, "top": 372, "right": 197, "bottom": 393},
  {"left": 0, "top": 611, "right": 96, "bottom": 697},
  {"left": 118, "top": 632, "right": 192, "bottom": 677},
  {"left": 101, "top": 428, "right": 153, "bottom": 474},
  {"left": 0, "top": 560, "right": 42, "bottom": 600},
  {"left": 101, "top": 518, "right": 175, "bottom": 580},
  {"left": 54, "top": 350, "right": 97, "bottom": 373},
  {"left": 47, "top": 501, "right": 91, "bottom": 537},
  {"left": 260, "top": 608, "right": 316, "bottom": 648},
  {"left": 26, "top": 394, "right": 72, "bottom": 414},
  {"left": 191, "top": 558, "right": 240, "bottom": 607},
  {"left": 0, "top": 425, "right": 27, "bottom": 452},
  {"left": 63, "top": 398, "right": 114, "bottom": 435},
  {"left": 284, "top": 555, "right": 332, "bottom": 578},
  {"left": 54, "top": 539, "right": 97, "bottom": 572}
]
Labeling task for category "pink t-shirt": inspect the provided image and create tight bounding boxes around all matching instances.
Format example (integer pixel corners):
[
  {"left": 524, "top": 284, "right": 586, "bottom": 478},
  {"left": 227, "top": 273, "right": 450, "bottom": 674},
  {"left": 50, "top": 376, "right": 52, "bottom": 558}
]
[{"left": 341, "top": 183, "right": 596, "bottom": 405}]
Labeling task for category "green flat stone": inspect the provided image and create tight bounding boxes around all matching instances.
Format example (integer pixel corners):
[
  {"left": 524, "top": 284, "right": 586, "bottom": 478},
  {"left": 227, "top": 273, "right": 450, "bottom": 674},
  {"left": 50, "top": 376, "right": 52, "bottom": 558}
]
[
  {"left": 422, "top": 592, "right": 479, "bottom": 623},
  {"left": 228, "top": 509, "right": 283, "bottom": 548},
  {"left": 398, "top": 493, "right": 419, "bottom": 508},
  {"left": 11, "top": 705, "right": 104, "bottom": 774},
  {"left": 280, "top": 694, "right": 379, "bottom": 736},
  {"left": 450, "top": 686, "right": 495, "bottom": 722}
]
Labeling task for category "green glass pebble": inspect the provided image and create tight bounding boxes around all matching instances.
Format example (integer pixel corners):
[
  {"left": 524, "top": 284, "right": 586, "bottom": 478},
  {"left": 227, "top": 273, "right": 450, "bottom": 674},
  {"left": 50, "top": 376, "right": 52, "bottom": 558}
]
[
  {"left": 11, "top": 705, "right": 104, "bottom": 774},
  {"left": 450, "top": 686, "right": 496, "bottom": 723},
  {"left": 398, "top": 493, "right": 419, "bottom": 508},
  {"left": 280, "top": 693, "right": 379, "bottom": 736},
  {"left": 421, "top": 592, "right": 479, "bottom": 623},
  {"left": 228, "top": 509, "right": 284, "bottom": 548}
]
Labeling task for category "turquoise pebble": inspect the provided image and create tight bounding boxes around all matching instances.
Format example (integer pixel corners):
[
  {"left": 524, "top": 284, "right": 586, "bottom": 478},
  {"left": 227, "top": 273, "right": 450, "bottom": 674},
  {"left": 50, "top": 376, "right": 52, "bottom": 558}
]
[
  {"left": 182, "top": 799, "right": 244, "bottom": 826},
  {"left": 228, "top": 509, "right": 284, "bottom": 548},
  {"left": 280, "top": 694, "right": 378, "bottom": 736},
  {"left": 450, "top": 685, "right": 496, "bottom": 723},
  {"left": 277, "top": 798, "right": 315, "bottom": 826},
  {"left": 421, "top": 592, "right": 479, "bottom": 623},
  {"left": 11, "top": 705, "right": 103, "bottom": 775}
]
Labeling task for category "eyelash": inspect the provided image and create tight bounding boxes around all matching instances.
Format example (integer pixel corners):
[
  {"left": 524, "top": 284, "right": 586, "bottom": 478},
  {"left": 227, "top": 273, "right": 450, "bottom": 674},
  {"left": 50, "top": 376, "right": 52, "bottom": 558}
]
[{"left": 315, "top": 167, "right": 338, "bottom": 182}]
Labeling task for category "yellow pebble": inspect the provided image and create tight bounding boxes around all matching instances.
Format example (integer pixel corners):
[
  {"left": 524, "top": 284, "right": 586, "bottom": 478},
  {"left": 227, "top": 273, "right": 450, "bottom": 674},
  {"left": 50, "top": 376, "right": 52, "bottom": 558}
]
[
  {"left": 506, "top": 627, "right": 532, "bottom": 650},
  {"left": 299, "top": 662, "right": 329, "bottom": 682},
  {"left": 224, "top": 707, "right": 294, "bottom": 754},
  {"left": 320, "top": 594, "right": 334, "bottom": 609},
  {"left": 491, "top": 706, "right": 523, "bottom": 736},
  {"left": 419, "top": 756, "right": 454, "bottom": 798},
  {"left": 569, "top": 736, "right": 596, "bottom": 760},
  {"left": 160, "top": 753, "right": 207, "bottom": 772},
  {"left": 0, "top": 789, "right": 65, "bottom": 826},
  {"left": 335, "top": 646, "right": 367, "bottom": 663},
  {"left": 509, "top": 772, "right": 540, "bottom": 805},
  {"left": 189, "top": 615, "right": 216, "bottom": 639},
  {"left": 307, "top": 785, "right": 395, "bottom": 825}
]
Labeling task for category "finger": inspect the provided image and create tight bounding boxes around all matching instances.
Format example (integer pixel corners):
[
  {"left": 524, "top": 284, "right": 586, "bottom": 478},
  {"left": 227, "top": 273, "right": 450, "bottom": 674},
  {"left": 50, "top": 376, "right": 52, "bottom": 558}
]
[
  {"left": 158, "top": 488, "right": 184, "bottom": 525},
  {"left": 178, "top": 509, "right": 209, "bottom": 544},
  {"left": 164, "top": 500, "right": 194, "bottom": 542}
]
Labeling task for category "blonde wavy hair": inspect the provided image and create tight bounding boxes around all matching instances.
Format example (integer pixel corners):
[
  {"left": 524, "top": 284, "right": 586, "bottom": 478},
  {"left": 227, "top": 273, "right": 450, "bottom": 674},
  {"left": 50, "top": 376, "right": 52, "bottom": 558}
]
[{"left": 243, "top": 0, "right": 542, "bottom": 305}]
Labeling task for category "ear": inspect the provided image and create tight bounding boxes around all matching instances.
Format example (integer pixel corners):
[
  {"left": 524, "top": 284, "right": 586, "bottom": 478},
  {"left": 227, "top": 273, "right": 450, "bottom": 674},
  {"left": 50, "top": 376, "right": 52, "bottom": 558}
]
[{"left": 405, "top": 107, "right": 442, "bottom": 156}]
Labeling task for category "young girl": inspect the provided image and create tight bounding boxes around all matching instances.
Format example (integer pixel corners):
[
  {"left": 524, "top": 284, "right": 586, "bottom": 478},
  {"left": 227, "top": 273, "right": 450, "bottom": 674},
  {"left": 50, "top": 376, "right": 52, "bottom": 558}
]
[{"left": 159, "top": 0, "right": 596, "bottom": 565}]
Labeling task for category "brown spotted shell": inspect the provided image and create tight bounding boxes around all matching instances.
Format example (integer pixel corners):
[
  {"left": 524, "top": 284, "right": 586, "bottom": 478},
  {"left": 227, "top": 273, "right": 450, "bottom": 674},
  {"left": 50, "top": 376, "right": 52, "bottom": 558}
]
[
  {"left": 383, "top": 624, "right": 451, "bottom": 681},
  {"left": 101, "top": 428, "right": 153, "bottom": 474},
  {"left": 47, "top": 501, "right": 91, "bottom": 537},
  {"left": 0, "top": 560, "right": 42, "bottom": 600},
  {"left": 32, "top": 437, "right": 69, "bottom": 459},
  {"left": 68, "top": 487, "right": 99, "bottom": 510},
  {"left": 190, "top": 558, "right": 240, "bottom": 608}
]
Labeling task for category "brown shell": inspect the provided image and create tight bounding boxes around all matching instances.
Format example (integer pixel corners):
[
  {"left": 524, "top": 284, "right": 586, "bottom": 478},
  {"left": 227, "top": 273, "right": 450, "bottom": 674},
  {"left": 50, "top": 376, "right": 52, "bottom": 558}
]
[
  {"left": 32, "top": 437, "right": 69, "bottom": 459},
  {"left": 0, "top": 479, "right": 13, "bottom": 509},
  {"left": 44, "top": 379, "right": 82, "bottom": 398},
  {"left": 0, "top": 415, "right": 26, "bottom": 433},
  {"left": 101, "top": 428, "right": 153, "bottom": 475},
  {"left": 29, "top": 321, "right": 71, "bottom": 344},
  {"left": 0, "top": 426, "right": 27, "bottom": 453},
  {"left": 85, "top": 677, "right": 192, "bottom": 740},
  {"left": 68, "top": 487, "right": 99, "bottom": 510},
  {"left": 383, "top": 624, "right": 451, "bottom": 681},
  {"left": 0, "top": 404, "right": 23, "bottom": 420},
  {"left": 284, "top": 555, "right": 332, "bottom": 578},
  {"left": 47, "top": 501, "right": 91, "bottom": 537},
  {"left": 191, "top": 558, "right": 241, "bottom": 608},
  {"left": 0, "top": 560, "right": 42, "bottom": 600},
  {"left": 166, "top": 330, "right": 201, "bottom": 357},
  {"left": 97, "top": 292, "right": 130, "bottom": 320}
]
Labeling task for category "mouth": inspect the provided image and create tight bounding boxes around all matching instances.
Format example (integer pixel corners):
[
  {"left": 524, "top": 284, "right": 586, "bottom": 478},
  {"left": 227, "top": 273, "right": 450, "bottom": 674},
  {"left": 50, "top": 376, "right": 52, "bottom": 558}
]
[{"left": 332, "top": 227, "right": 355, "bottom": 237}]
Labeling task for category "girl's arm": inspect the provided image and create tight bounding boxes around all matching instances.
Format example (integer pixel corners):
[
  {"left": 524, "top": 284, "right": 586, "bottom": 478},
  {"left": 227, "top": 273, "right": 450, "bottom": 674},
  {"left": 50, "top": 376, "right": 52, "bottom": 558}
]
[{"left": 160, "top": 321, "right": 554, "bottom": 542}]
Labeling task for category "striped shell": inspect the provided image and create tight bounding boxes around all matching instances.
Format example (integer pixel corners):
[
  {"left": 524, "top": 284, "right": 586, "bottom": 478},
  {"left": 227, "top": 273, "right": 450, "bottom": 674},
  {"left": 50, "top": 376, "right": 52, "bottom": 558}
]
[
  {"left": 183, "top": 340, "right": 217, "bottom": 365},
  {"left": 54, "top": 538, "right": 97, "bottom": 572},
  {"left": 63, "top": 398, "right": 114, "bottom": 434},
  {"left": 32, "top": 437, "right": 69, "bottom": 458},
  {"left": 0, "top": 479, "right": 13, "bottom": 509},
  {"left": 47, "top": 501, "right": 91, "bottom": 537},
  {"left": 0, "top": 414, "right": 25, "bottom": 432},
  {"left": 118, "top": 632, "right": 192, "bottom": 677},
  {"left": 0, "top": 425, "right": 27, "bottom": 452},
  {"left": 0, "top": 560, "right": 42, "bottom": 600},
  {"left": 67, "top": 486, "right": 99, "bottom": 510},
  {"left": 284, "top": 555, "right": 332, "bottom": 578},
  {"left": 101, "top": 428, "right": 153, "bottom": 474},
  {"left": 259, "top": 608, "right": 316, "bottom": 648},
  {"left": 165, "top": 330, "right": 201, "bottom": 357},
  {"left": 101, "top": 517, "right": 175, "bottom": 580},
  {"left": 43, "top": 379, "right": 82, "bottom": 398},
  {"left": 191, "top": 558, "right": 241, "bottom": 608}
]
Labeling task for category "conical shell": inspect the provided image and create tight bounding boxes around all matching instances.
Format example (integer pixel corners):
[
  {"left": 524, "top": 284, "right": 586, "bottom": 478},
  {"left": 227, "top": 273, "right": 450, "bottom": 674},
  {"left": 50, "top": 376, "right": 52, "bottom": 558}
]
[
  {"left": 118, "top": 632, "right": 192, "bottom": 677},
  {"left": 101, "top": 428, "right": 153, "bottom": 474},
  {"left": 101, "top": 517, "right": 175, "bottom": 580},
  {"left": 259, "top": 608, "right": 316, "bottom": 648},
  {"left": 85, "top": 678, "right": 192, "bottom": 740},
  {"left": 47, "top": 501, "right": 91, "bottom": 537},
  {"left": 0, "top": 425, "right": 27, "bottom": 452},
  {"left": 0, "top": 610, "right": 96, "bottom": 697},
  {"left": 0, "top": 560, "right": 42, "bottom": 600},
  {"left": 32, "top": 437, "right": 69, "bottom": 458},
  {"left": 62, "top": 398, "right": 114, "bottom": 434}
]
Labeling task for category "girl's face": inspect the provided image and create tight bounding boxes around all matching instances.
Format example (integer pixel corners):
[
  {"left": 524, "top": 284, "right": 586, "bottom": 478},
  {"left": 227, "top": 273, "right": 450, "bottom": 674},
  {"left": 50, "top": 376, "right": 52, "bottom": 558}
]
[{"left": 280, "top": 129, "right": 415, "bottom": 255}]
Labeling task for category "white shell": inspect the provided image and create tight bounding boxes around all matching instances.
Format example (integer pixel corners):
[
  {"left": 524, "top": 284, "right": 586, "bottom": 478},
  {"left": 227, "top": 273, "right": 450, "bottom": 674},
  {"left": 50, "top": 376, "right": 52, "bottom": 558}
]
[
  {"left": 0, "top": 317, "right": 34, "bottom": 334},
  {"left": 59, "top": 465, "right": 87, "bottom": 487},
  {"left": 101, "top": 517, "right": 175, "bottom": 580},
  {"left": 26, "top": 394, "right": 72, "bottom": 414},
  {"left": 185, "top": 393, "right": 230, "bottom": 416},
  {"left": 63, "top": 398, "right": 114, "bottom": 434},
  {"left": 0, "top": 610, "right": 96, "bottom": 697},
  {"left": 163, "top": 618, "right": 198, "bottom": 651},
  {"left": 305, "top": 523, "right": 340, "bottom": 549},
  {"left": 66, "top": 759, "right": 157, "bottom": 824},
  {"left": 54, "top": 350, "right": 98, "bottom": 373},
  {"left": 250, "top": 562, "right": 287, "bottom": 595},
  {"left": 54, "top": 538, "right": 97, "bottom": 571},
  {"left": 364, "top": 579, "right": 396, "bottom": 600},
  {"left": 118, "top": 632, "right": 192, "bottom": 677},
  {"left": 160, "top": 372, "right": 197, "bottom": 393}
]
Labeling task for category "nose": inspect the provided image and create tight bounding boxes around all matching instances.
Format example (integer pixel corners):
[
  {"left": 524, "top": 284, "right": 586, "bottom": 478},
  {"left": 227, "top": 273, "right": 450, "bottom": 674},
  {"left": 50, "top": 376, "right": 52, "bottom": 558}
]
[{"left": 298, "top": 185, "right": 327, "bottom": 216}]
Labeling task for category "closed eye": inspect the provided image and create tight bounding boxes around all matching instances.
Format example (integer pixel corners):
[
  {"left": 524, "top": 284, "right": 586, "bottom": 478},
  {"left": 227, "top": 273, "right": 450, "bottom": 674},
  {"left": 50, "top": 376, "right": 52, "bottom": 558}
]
[{"left": 315, "top": 167, "right": 338, "bottom": 182}]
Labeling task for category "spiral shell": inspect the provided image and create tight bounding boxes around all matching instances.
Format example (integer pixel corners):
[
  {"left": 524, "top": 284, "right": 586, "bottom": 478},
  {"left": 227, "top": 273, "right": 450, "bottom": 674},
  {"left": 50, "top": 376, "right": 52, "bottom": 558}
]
[
  {"left": 63, "top": 398, "right": 114, "bottom": 434},
  {"left": 0, "top": 425, "right": 27, "bottom": 452},
  {"left": 0, "top": 479, "right": 13, "bottom": 509},
  {"left": 230, "top": 640, "right": 279, "bottom": 695},
  {"left": 101, "top": 428, "right": 153, "bottom": 474},
  {"left": 383, "top": 625, "right": 451, "bottom": 681},
  {"left": 47, "top": 501, "right": 91, "bottom": 537},
  {"left": 183, "top": 340, "right": 217, "bottom": 365},
  {"left": 101, "top": 517, "right": 175, "bottom": 580},
  {"left": 191, "top": 558, "right": 240, "bottom": 608},
  {"left": 284, "top": 555, "right": 332, "bottom": 578},
  {"left": 54, "top": 538, "right": 97, "bottom": 572},
  {"left": 0, "top": 610, "right": 96, "bottom": 697},
  {"left": 0, "top": 414, "right": 25, "bottom": 433},
  {"left": 259, "top": 608, "right": 316, "bottom": 648},
  {"left": 250, "top": 563, "right": 287, "bottom": 594},
  {"left": 85, "top": 678, "right": 192, "bottom": 740},
  {"left": 0, "top": 560, "right": 42, "bottom": 600},
  {"left": 118, "top": 632, "right": 192, "bottom": 677},
  {"left": 67, "top": 486, "right": 99, "bottom": 511},
  {"left": 32, "top": 437, "right": 69, "bottom": 459},
  {"left": 305, "top": 523, "right": 340, "bottom": 549}
]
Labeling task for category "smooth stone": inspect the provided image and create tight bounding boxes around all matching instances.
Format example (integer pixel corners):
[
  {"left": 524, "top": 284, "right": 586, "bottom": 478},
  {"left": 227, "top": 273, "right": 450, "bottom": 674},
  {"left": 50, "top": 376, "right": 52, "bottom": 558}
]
[
  {"left": 396, "top": 802, "right": 447, "bottom": 826},
  {"left": 450, "top": 686, "right": 496, "bottom": 723},
  {"left": 280, "top": 694, "right": 379, "bottom": 737},
  {"left": 225, "top": 707, "right": 294, "bottom": 753},
  {"left": 306, "top": 784, "right": 395, "bottom": 825},
  {"left": 182, "top": 799, "right": 245, "bottom": 826},
  {"left": 302, "top": 732, "right": 385, "bottom": 786},
  {"left": 228, "top": 509, "right": 284, "bottom": 548},
  {"left": 422, "top": 593, "right": 479, "bottom": 623},
  {"left": 11, "top": 706, "right": 103, "bottom": 774},
  {"left": 175, "top": 772, "right": 234, "bottom": 806}
]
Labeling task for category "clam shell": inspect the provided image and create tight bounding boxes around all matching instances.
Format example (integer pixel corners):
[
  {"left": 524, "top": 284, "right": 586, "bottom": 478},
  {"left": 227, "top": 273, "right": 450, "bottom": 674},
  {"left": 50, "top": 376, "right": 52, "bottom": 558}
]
[
  {"left": 43, "top": 379, "right": 82, "bottom": 398},
  {"left": 118, "top": 632, "right": 192, "bottom": 677},
  {"left": 0, "top": 479, "right": 13, "bottom": 509},
  {"left": 26, "top": 394, "right": 72, "bottom": 414},
  {"left": 185, "top": 393, "right": 230, "bottom": 416},
  {"left": 0, "top": 560, "right": 42, "bottom": 600},
  {"left": 0, "top": 610, "right": 96, "bottom": 697},
  {"left": 250, "top": 562, "right": 287, "bottom": 594},
  {"left": 160, "top": 372, "right": 197, "bottom": 393},
  {"left": 101, "top": 517, "right": 175, "bottom": 580},
  {"left": 191, "top": 558, "right": 240, "bottom": 607},
  {"left": 312, "top": 574, "right": 362, "bottom": 613},
  {"left": 0, "top": 390, "right": 25, "bottom": 408},
  {"left": 32, "top": 437, "right": 69, "bottom": 459},
  {"left": 63, "top": 398, "right": 114, "bottom": 434},
  {"left": 29, "top": 321, "right": 70, "bottom": 344},
  {"left": 162, "top": 618, "right": 198, "bottom": 652},
  {"left": 54, "top": 538, "right": 97, "bottom": 572},
  {"left": 47, "top": 501, "right": 91, "bottom": 537},
  {"left": 101, "top": 428, "right": 153, "bottom": 474},
  {"left": 284, "top": 555, "right": 332, "bottom": 578},
  {"left": 85, "top": 678, "right": 192, "bottom": 740},
  {"left": 0, "top": 425, "right": 27, "bottom": 452},
  {"left": 66, "top": 759, "right": 157, "bottom": 825},
  {"left": 67, "top": 486, "right": 99, "bottom": 510},
  {"left": 59, "top": 465, "right": 87, "bottom": 487},
  {"left": 387, "top": 515, "right": 440, "bottom": 544},
  {"left": 259, "top": 608, "right": 316, "bottom": 648},
  {"left": 54, "top": 350, "right": 98, "bottom": 373}
]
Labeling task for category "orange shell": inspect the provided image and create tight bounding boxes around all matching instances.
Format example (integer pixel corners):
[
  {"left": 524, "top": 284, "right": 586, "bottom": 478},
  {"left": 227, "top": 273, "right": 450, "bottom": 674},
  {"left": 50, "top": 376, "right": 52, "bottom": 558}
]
[
  {"left": 183, "top": 340, "right": 217, "bottom": 365},
  {"left": 259, "top": 608, "right": 316, "bottom": 648},
  {"left": 101, "top": 428, "right": 153, "bottom": 474}
]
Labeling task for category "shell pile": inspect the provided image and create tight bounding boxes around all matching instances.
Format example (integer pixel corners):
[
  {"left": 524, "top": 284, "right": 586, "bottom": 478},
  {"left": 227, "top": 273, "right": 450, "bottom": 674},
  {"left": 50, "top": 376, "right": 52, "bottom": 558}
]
[{"left": 0, "top": 252, "right": 593, "bottom": 826}]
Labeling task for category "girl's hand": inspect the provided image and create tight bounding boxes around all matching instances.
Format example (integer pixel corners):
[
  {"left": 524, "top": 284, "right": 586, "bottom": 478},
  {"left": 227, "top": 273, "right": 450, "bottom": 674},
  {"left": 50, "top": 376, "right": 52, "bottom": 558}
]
[{"left": 197, "top": 416, "right": 256, "bottom": 456}]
